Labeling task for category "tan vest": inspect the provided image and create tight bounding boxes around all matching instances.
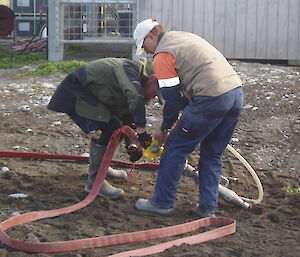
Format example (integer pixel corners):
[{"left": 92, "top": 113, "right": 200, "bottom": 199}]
[{"left": 154, "top": 31, "right": 242, "bottom": 97}]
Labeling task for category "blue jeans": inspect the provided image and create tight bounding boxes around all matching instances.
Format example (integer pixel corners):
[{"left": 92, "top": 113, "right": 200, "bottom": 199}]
[
  {"left": 151, "top": 87, "right": 244, "bottom": 210},
  {"left": 68, "top": 113, "right": 122, "bottom": 146}
]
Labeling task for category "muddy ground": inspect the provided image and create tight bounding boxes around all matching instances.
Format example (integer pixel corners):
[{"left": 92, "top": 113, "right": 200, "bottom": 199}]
[{"left": 0, "top": 60, "right": 299, "bottom": 257}]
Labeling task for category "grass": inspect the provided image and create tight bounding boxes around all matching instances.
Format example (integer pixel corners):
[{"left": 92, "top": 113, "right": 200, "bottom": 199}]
[
  {"left": 29, "top": 60, "right": 86, "bottom": 76},
  {"left": 282, "top": 185, "right": 300, "bottom": 196},
  {"left": 64, "top": 45, "right": 89, "bottom": 55},
  {"left": 0, "top": 45, "right": 86, "bottom": 76},
  {"left": 0, "top": 45, "right": 46, "bottom": 69}
]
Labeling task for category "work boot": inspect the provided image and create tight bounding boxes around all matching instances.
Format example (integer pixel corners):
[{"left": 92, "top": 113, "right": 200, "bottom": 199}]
[
  {"left": 107, "top": 166, "right": 128, "bottom": 179},
  {"left": 194, "top": 203, "right": 216, "bottom": 218},
  {"left": 85, "top": 180, "right": 124, "bottom": 199},
  {"left": 135, "top": 199, "right": 173, "bottom": 215},
  {"left": 85, "top": 140, "right": 124, "bottom": 199}
]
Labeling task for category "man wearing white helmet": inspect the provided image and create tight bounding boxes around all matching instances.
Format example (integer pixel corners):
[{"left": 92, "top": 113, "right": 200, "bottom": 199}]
[{"left": 133, "top": 19, "right": 244, "bottom": 218}]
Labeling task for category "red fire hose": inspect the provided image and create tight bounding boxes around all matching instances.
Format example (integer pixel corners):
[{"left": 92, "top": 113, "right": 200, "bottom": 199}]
[{"left": 0, "top": 125, "right": 236, "bottom": 255}]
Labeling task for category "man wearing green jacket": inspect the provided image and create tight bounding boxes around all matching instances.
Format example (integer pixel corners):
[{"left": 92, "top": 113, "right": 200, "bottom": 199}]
[{"left": 48, "top": 58, "right": 157, "bottom": 199}]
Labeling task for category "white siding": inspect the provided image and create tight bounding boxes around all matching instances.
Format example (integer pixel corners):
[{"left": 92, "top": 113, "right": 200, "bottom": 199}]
[{"left": 140, "top": 0, "right": 300, "bottom": 60}]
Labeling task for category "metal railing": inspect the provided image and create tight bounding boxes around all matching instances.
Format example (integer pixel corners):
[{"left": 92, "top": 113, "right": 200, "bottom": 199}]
[{"left": 48, "top": 0, "right": 138, "bottom": 61}]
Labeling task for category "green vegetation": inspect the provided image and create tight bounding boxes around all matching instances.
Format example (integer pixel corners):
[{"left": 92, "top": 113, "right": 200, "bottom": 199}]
[
  {"left": 282, "top": 185, "right": 300, "bottom": 196},
  {"left": 0, "top": 45, "right": 12, "bottom": 58},
  {"left": 0, "top": 52, "right": 45, "bottom": 69},
  {"left": 0, "top": 45, "right": 85, "bottom": 75},
  {"left": 29, "top": 60, "right": 86, "bottom": 76},
  {"left": 0, "top": 45, "right": 46, "bottom": 69},
  {"left": 64, "top": 44, "right": 89, "bottom": 55}
]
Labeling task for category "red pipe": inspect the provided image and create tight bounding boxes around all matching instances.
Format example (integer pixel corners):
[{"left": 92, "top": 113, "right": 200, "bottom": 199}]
[{"left": 0, "top": 125, "right": 236, "bottom": 255}]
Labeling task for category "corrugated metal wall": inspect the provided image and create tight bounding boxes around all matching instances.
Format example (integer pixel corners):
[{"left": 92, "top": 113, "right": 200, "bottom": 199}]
[{"left": 139, "top": 0, "right": 300, "bottom": 60}]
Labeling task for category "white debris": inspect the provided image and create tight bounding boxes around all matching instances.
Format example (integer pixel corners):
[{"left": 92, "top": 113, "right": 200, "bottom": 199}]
[
  {"left": 12, "top": 211, "right": 21, "bottom": 216},
  {"left": 153, "top": 102, "right": 160, "bottom": 108},
  {"left": 231, "top": 138, "right": 239, "bottom": 142},
  {"left": 26, "top": 88, "right": 34, "bottom": 93},
  {"left": 270, "top": 68, "right": 286, "bottom": 73},
  {"left": 50, "top": 121, "right": 62, "bottom": 126},
  {"left": 81, "top": 153, "right": 89, "bottom": 157},
  {"left": 286, "top": 75, "right": 294, "bottom": 79},
  {"left": 13, "top": 146, "right": 20, "bottom": 149},
  {"left": 243, "top": 104, "right": 253, "bottom": 109},
  {"left": 264, "top": 91, "right": 275, "bottom": 96},
  {"left": 0, "top": 167, "right": 9, "bottom": 173},
  {"left": 20, "top": 65, "right": 33, "bottom": 71},
  {"left": 9, "top": 193, "right": 28, "bottom": 199},
  {"left": 38, "top": 95, "right": 52, "bottom": 103},
  {"left": 26, "top": 128, "right": 33, "bottom": 132},
  {"left": 228, "top": 177, "right": 239, "bottom": 182},
  {"left": 146, "top": 116, "right": 156, "bottom": 121},
  {"left": 247, "top": 79, "right": 257, "bottom": 85},
  {"left": 8, "top": 82, "right": 20, "bottom": 88},
  {"left": 41, "top": 82, "right": 55, "bottom": 88},
  {"left": 252, "top": 107, "right": 259, "bottom": 111},
  {"left": 18, "top": 105, "right": 31, "bottom": 112}
]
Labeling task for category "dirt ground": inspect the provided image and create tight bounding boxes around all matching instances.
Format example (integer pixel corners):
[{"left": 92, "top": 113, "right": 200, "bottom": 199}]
[{"left": 0, "top": 60, "right": 299, "bottom": 257}]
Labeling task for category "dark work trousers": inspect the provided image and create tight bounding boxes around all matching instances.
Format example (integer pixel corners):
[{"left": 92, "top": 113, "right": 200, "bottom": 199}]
[
  {"left": 68, "top": 113, "right": 122, "bottom": 146},
  {"left": 151, "top": 87, "right": 244, "bottom": 210}
]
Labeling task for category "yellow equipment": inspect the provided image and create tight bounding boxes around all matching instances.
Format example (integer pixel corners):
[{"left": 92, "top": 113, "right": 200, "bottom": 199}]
[{"left": 143, "top": 140, "right": 164, "bottom": 160}]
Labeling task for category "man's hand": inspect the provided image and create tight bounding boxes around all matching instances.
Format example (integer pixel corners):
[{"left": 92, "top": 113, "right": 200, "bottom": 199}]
[
  {"left": 126, "top": 144, "right": 143, "bottom": 162},
  {"left": 154, "top": 129, "right": 169, "bottom": 146},
  {"left": 137, "top": 131, "right": 152, "bottom": 148}
]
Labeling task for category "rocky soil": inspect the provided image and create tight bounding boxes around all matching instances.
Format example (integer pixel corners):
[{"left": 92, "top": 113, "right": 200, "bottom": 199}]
[{"left": 0, "top": 60, "right": 299, "bottom": 257}]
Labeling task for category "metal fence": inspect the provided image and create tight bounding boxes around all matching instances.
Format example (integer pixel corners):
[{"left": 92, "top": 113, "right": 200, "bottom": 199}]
[
  {"left": 48, "top": 0, "right": 138, "bottom": 61},
  {"left": 63, "top": 1, "right": 134, "bottom": 40}
]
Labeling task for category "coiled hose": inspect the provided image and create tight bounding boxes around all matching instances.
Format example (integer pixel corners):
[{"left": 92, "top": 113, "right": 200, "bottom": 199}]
[{"left": 226, "top": 144, "right": 264, "bottom": 204}]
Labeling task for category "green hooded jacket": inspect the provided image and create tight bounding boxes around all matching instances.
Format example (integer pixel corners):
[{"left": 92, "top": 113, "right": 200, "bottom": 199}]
[{"left": 48, "top": 58, "right": 153, "bottom": 126}]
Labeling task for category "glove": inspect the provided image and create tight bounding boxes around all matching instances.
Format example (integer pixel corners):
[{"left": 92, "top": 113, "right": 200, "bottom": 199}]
[
  {"left": 127, "top": 144, "right": 143, "bottom": 162},
  {"left": 119, "top": 113, "right": 135, "bottom": 128},
  {"left": 137, "top": 131, "right": 152, "bottom": 148}
]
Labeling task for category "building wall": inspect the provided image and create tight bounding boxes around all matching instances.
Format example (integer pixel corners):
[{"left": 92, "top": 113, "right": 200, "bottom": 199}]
[
  {"left": 139, "top": 0, "right": 300, "bottom": 60},
  {"left": 8, "top": 0, "right": 47, "bottom": 38}
]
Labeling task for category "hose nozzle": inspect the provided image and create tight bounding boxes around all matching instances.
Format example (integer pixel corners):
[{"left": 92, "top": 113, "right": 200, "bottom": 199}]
[
  {"left": 143, "top": 140, "right": 164, "bottom": 160},
  {"left": 218, "top": 184, "right": 250, "bottom": 209}
]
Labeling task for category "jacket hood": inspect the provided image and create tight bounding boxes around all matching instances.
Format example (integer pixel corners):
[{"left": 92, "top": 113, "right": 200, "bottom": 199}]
[{"left": 136, "top": 58, "right": 154, "bottom": 84}]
